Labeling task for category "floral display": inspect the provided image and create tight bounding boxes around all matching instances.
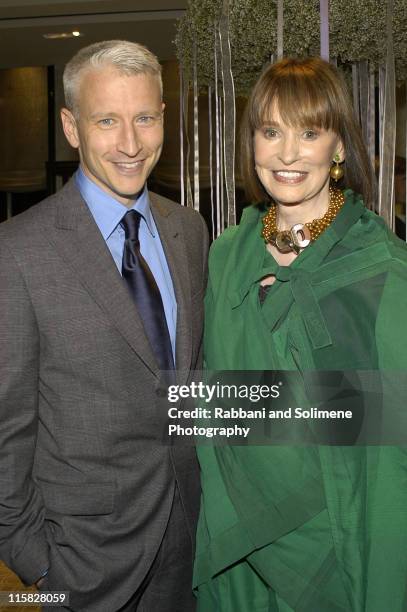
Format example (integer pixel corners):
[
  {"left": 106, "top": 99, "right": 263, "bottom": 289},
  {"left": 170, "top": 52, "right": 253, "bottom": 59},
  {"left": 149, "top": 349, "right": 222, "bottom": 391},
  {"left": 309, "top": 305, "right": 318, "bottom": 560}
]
[{"left": 176, "top": 0, "right": 407, "bottom": 93}]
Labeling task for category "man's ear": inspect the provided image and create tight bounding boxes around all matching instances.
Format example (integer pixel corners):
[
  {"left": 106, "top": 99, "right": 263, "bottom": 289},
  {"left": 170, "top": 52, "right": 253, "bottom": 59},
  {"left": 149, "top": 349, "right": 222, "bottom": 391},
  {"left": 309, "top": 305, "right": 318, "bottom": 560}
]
[{"left": 61, "top": 108, "right": 80, "bottom": 149}]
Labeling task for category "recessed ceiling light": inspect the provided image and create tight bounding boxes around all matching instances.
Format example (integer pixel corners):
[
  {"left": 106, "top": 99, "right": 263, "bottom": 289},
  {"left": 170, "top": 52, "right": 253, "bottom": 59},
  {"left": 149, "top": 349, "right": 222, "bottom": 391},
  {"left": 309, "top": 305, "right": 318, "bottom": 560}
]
[{"left": 43, "top": 31, "right": 83, "bottom": 40}]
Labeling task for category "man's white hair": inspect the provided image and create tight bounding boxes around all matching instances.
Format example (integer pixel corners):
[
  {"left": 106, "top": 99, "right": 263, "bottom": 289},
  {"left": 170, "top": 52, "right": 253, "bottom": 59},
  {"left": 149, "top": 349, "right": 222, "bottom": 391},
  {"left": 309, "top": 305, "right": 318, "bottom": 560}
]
[{"left": 63, "top": 39, "right": 162, "bottom": 116}]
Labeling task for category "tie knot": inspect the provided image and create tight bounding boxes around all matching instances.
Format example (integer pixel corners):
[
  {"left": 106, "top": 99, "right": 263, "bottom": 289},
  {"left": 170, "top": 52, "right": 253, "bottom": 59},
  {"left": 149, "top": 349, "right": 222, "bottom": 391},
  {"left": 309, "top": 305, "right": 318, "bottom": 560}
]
[{"left": 121, "top": 210, "right": 142, "bottom": 241}]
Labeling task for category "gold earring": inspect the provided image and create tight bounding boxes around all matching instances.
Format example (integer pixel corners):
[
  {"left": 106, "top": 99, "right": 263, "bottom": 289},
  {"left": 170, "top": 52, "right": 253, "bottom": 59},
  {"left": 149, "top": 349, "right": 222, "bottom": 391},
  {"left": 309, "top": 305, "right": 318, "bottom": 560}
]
[{"left": 330, "top": 153, "right": 344, "bottom": 181}]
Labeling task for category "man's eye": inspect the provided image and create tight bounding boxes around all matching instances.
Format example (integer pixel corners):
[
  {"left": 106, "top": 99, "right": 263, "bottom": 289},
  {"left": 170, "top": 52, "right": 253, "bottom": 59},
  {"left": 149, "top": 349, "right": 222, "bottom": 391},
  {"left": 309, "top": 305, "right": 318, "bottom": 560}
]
[
  {"left": 98, "top": 118, "right": 114, "bottom": 127},
  {"left": 137, "top": 115, "right": 156, "bottom": 125}
]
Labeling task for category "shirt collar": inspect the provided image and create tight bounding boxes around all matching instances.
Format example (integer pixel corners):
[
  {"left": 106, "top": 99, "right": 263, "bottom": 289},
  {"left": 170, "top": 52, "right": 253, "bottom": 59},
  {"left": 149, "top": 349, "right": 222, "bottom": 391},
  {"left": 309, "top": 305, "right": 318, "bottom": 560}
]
[{"left": 75, "top": 167, "right": 155, "bottom": 239}]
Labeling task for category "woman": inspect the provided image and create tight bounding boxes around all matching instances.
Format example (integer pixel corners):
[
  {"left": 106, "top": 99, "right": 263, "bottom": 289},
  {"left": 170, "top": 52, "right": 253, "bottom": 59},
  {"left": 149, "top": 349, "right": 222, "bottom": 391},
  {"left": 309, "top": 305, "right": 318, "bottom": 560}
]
[{"left": 194, "top": 58, "right": 407, "bottom": 611}]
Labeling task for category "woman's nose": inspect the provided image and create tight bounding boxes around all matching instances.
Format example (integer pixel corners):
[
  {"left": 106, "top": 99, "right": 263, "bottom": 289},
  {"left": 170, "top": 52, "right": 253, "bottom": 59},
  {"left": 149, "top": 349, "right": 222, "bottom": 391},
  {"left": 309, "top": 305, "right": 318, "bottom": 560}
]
[{"left": 277, "top": 135, "right": 300, "bottom": 165}]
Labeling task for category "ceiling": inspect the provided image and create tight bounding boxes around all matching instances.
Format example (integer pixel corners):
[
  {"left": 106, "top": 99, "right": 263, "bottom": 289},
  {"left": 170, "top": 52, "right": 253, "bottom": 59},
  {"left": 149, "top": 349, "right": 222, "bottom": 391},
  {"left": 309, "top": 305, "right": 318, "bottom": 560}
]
[{"left": 0, "top": 0, "right": 187, "bottom": 68}]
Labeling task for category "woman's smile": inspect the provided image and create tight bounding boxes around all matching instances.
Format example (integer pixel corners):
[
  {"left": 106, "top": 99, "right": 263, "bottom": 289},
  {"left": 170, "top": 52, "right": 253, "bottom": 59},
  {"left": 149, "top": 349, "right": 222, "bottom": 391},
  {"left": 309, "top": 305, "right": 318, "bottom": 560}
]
[{"left": 272, "top": 170, "right": 308, "bottom": 184}]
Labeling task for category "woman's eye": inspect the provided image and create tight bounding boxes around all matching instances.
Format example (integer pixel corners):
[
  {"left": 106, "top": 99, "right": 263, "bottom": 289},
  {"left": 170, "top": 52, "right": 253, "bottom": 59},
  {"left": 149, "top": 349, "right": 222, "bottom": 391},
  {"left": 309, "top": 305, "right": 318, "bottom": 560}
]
[
  {"left": 263, "top": 128, "right": 278, "bottom": 138},
  {"left": 303, "top": 129, "right": 318, "bottom": 140}
]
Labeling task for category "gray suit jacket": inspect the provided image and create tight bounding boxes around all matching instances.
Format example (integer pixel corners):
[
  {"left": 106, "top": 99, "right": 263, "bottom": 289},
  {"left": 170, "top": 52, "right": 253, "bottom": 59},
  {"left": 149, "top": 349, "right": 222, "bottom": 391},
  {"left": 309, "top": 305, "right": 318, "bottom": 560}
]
[{"left": 0, "top": 179, "right": 209, "bottom": 611}]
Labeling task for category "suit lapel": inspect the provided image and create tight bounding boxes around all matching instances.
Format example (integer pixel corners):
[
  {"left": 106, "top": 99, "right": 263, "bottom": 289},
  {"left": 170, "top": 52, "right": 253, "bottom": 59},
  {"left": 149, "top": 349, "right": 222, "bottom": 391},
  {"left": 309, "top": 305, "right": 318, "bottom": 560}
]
[
  {"left": 48, "top": 179, "right": 158, "bottom": 376},
  {"left": 149, "top": 192, "right": 193, "bottom": 381}
]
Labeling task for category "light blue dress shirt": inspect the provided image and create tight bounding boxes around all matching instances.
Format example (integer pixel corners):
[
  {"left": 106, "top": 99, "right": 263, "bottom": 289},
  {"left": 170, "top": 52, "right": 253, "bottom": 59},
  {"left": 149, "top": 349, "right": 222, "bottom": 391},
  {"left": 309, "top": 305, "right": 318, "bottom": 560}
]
[{"left": 75, "top": 168, "right": 177, "bottom": 361}]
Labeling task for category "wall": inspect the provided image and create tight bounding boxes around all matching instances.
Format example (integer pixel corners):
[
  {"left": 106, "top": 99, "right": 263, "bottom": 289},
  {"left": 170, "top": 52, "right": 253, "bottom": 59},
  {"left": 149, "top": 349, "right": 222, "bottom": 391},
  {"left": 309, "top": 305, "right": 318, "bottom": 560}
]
[{"left": 0, "top": 66, "right": 48, "bottom": 191}]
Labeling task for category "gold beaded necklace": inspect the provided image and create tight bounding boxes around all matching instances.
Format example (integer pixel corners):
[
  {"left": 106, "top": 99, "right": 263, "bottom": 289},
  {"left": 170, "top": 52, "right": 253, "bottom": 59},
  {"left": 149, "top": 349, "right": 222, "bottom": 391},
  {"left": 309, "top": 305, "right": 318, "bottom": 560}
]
[{"left": 261, "top": 185, "right": 345, "bottom": 254}]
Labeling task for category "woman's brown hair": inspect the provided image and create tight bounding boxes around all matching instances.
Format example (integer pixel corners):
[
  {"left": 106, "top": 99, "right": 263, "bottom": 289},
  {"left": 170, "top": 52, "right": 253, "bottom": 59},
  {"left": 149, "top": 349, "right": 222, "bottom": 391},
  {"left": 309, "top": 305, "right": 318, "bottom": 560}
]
[{"left": 240, "top": 57, "right": 375, "bottom": 206}]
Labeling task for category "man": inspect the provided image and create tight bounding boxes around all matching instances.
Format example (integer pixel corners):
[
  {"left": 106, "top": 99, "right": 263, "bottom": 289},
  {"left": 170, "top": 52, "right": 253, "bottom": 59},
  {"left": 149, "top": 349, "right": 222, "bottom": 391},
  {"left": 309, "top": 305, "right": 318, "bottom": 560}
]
[{"left": 0, "top": 40, "right": 208, "bottom": 611}]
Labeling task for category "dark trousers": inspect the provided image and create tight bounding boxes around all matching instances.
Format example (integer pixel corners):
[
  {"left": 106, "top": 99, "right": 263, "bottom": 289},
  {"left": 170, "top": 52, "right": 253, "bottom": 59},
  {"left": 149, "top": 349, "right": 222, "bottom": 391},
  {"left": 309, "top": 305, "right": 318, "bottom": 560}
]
[{"left": 117, "top": 486, "right": 196, "bottom": 612}]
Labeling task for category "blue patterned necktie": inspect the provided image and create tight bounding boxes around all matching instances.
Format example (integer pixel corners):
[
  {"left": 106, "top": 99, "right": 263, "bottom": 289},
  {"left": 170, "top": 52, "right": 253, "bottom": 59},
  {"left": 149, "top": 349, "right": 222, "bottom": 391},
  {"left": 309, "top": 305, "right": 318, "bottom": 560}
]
[{"left": 121, "top": 210, "right": 174, "bottom": 373}]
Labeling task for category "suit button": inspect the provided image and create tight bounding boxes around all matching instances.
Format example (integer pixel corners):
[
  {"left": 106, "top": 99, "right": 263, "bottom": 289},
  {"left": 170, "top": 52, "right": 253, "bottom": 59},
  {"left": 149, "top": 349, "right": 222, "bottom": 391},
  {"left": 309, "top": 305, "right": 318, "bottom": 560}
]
[{"left": 156, "top": 387, "right": 167, "bottom": 398}]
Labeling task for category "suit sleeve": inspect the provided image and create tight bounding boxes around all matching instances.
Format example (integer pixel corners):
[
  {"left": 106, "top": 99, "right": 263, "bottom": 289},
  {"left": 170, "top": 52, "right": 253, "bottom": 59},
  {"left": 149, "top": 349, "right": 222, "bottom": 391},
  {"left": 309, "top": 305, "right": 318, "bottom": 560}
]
[
  {"left": 192, "top": 213, "right": 209, "bottom": 371},
  {"left": 0, "top": 240, "right": 49, "bottom": 585},
  {"left": 201, "top": 214, "right": 209, "bottom": 289}
]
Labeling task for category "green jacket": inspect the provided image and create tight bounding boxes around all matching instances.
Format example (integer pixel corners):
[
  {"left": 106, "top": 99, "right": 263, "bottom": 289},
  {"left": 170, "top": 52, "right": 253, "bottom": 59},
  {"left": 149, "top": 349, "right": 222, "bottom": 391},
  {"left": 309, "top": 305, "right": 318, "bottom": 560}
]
[{"left": 195, "top": 190, "right": 407, "bottom": 611}]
